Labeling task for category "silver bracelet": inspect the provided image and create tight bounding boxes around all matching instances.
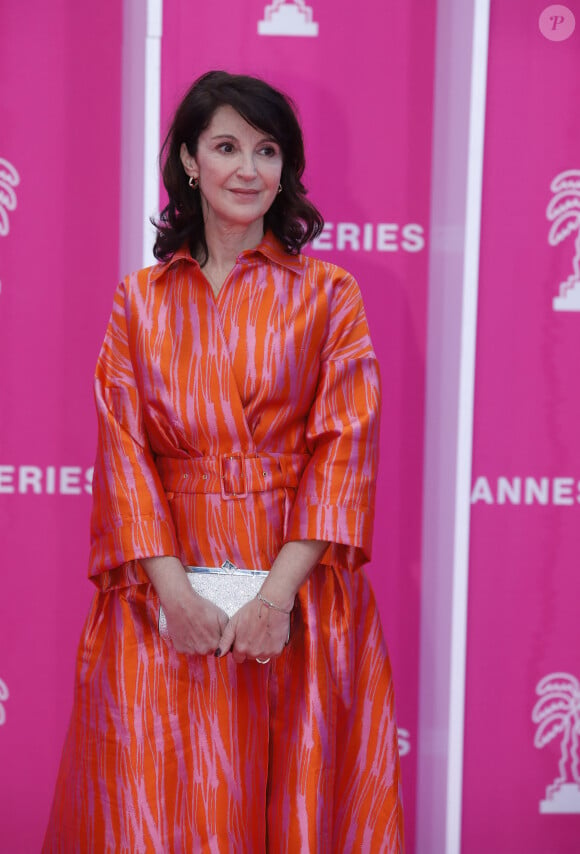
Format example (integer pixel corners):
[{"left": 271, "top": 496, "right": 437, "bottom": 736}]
[{"left": 256, "top": 592, "right": 293, "bottom": 615}]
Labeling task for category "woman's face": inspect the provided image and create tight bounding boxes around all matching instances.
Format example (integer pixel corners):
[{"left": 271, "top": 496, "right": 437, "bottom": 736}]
[{"left": 180, "top": 105, "right": 283, "bottom": 232}]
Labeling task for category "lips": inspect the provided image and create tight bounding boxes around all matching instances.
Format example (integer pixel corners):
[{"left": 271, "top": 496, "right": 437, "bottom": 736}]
[{"left": 229, "top": 188, "right": 260, "bottom": 195}]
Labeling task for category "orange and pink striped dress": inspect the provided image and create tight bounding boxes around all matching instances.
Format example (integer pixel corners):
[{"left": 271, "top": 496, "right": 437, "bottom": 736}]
[{"left": 43, "top": 233, "right": 404, "bottom": 852}]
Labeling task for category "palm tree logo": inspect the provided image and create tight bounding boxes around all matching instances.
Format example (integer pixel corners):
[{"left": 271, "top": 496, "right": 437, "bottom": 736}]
[
  {"left": 0, "top": 157, "right": 20, "bottom": 296},
  {"left": 0, "top": 677, "right": 9, "bottom": 726},
  {"left": 258, "top": 1, "right": 319, "bottom": 36},
  {"left": 0, "top": 157, "right": 20, "bottom": 237},
  {"left": 532, "top": 672, "right": 580, "bottom": 813},
  {"left": 548, "top": 169, "right": 580, "bottom": 311}
]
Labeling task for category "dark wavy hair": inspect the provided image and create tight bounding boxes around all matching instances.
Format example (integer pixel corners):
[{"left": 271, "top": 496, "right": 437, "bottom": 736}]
[{"left": 153, "top": 71, "right": 324, "bottom": 263}]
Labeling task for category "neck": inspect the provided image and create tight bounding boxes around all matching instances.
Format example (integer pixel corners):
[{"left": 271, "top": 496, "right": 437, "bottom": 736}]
[{"left": 202, "top": 217, "right": 265, "bottom": 270}]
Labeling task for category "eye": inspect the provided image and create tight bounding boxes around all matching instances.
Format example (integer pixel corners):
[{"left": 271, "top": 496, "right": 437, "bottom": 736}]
[
  {"left": 217, "top": 142, "right": 235, "bottom": 153},
  {"left": 259, "top": 144, "right": 280, "bottom": 157}
]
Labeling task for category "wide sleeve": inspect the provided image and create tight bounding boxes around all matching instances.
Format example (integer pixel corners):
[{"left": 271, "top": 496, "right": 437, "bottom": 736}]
[
  {"left": 88, "top": 279, "right": 180, "bottom": 590},
  {"left": 284, "top": 272, "right": 381, "bottom": 570}
]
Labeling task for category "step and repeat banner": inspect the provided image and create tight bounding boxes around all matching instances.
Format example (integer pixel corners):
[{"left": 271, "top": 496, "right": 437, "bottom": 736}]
[
  {"left": 0, "top": 2, "right": 123, "bottom": 851},
  {"left": 465, "top": 2, "right": 580, "bottom": 852},
  {"left": 4, "top": 2, "right": 577, "bottom": 853},
  {"left": 160, "top": 2, "right": 435, "bottom": 846},
  {"left": 0, "top": 1, "right": 435, "bottom": 850}
]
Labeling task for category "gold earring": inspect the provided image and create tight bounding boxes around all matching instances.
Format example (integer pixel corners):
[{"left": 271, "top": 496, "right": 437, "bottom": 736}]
[{"left": 189, "top": 176, "right": 199, "bottom": 189}]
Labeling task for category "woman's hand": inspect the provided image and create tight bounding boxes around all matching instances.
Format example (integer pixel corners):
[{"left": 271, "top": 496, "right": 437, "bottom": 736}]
[
  {"left": 216, "top": 539, "right": 329, "bottom": 663},
  {"left": 162, "top": 587, "right": 229, "bottom": 655},
  {"left": 216, "top": 596, "right": 290, "bottom": 664},
  {"left": 140, "top": 555, "right": 228, "bottom": 655}
]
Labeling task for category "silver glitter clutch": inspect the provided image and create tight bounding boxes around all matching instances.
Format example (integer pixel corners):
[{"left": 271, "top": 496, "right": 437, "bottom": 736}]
[{"left": 158, "top": 561, "right": 268, "bottom": 637}]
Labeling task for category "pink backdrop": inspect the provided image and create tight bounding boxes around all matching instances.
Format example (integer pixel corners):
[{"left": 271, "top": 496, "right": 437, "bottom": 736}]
[
  {"left": 1, "top": 1, "right": 433, "bottom": 851},
  {"left": 465, "top": 1, "right": 580, "bottom": 850},
  {"left": 160, "top": 3, "right": 436, "bottom": 847},
  {"left": 0, "top": 2, "right": 434, "bottom": 849},
  {"left": 0, "top": 2, "right": 122, "bottom": 850},
  {"left": 4, "top": 2, "right": 578, "bottom": 853}
]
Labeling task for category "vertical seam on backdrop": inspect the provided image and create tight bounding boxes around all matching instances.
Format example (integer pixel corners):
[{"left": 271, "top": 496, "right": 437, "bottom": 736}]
[
  {"left": 142, "top": 0, "right": 163, "bottom": 268},
  {"left": 446, "top": 1, "right": 491, "bottom": 852}
]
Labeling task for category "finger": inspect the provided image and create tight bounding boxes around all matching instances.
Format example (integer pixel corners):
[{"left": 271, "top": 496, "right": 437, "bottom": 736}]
[
  {"left": 216, "top": 617, "right": 236, "bottom": 658},
  {"left": 217, "top": 609, "right": 229, "bottom": 633}
]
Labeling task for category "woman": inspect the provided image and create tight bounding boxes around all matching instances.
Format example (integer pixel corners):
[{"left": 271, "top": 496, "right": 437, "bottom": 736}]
[{"left": 44, "top": 71, "right": 404, "bottom": 852}]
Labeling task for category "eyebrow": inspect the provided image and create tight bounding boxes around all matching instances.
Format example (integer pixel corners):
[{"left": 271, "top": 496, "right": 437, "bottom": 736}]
[{"left": 210, "top": 133, "right": 278, "bottom": 144}]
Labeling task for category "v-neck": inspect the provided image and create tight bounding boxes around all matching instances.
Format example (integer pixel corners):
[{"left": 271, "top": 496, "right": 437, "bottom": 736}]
[
  {"left": 199, "top": 264, "right": 257, "bottom": 452},
  {"left": 200, "top": 254, "right": 247, "bottom": 304}
]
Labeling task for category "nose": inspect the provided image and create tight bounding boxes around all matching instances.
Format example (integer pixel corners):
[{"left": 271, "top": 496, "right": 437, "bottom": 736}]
[{"left": 237, "top": 152, "right": 258, "bottom": 179}]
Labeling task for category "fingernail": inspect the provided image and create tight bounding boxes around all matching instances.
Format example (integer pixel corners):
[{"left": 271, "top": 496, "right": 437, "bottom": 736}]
[{"left": 215, "top": 648, "right": 222, "bottom": 657}]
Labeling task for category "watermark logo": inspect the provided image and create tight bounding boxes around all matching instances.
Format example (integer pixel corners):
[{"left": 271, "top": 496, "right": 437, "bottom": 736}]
[
  {"left": 258, "top": 1, "right": 319, "bottom": 37},
  {"left": 532, "top": 672, "right": 580, "bottom": 814},
  {"left": 0, "top": 678, "right": 9, "bottom": 726},
  {"left": 0, "top": 157, "right": 20, "bottom": 296},
  {"left": 548, "top": 169, "right": 580, "bottom": 311},
  {"left": 539, "top": 5, "right": 576, "bottom": 41}
]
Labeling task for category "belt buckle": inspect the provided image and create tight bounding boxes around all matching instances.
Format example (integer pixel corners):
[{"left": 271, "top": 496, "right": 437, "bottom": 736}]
[{"left": 219, "top": 452, "right": 248, "bottom": 500}]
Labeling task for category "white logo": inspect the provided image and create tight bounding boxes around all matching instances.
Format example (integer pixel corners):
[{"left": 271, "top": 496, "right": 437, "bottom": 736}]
[
  {"left": 0, "top": 464, "right": 94, "bottom": 495},
  {"left": 532, "top": 672, "right": 580, "bottom": 814},
  {"left": 311, "top": 222, "right": 425, "bottom": 253},
  {"left": 258, "top": 1, "right": 319, "bottom": 37},
  {"left": 0, "top": 678, "right": 9, "bottom": 726},
  {"left": 0, "top": 158, "right": 19, "bottom": 237},
  {"left": 397, "top": 727, "right": 411, "bottom": 757},
  {"left": 471, "top": 475, "right": 580, "bottom": 506},
  {"left": 548, "top": 169, "right": 580, "bottom": 311},
  {"left": 0, "top": 157, "right": 20, "bottom": 296}
]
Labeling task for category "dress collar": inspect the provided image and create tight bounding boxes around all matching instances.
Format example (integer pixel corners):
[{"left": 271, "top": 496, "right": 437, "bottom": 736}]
[{"left": 150, "top": 231, "right": 305, "bottom": 282}]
